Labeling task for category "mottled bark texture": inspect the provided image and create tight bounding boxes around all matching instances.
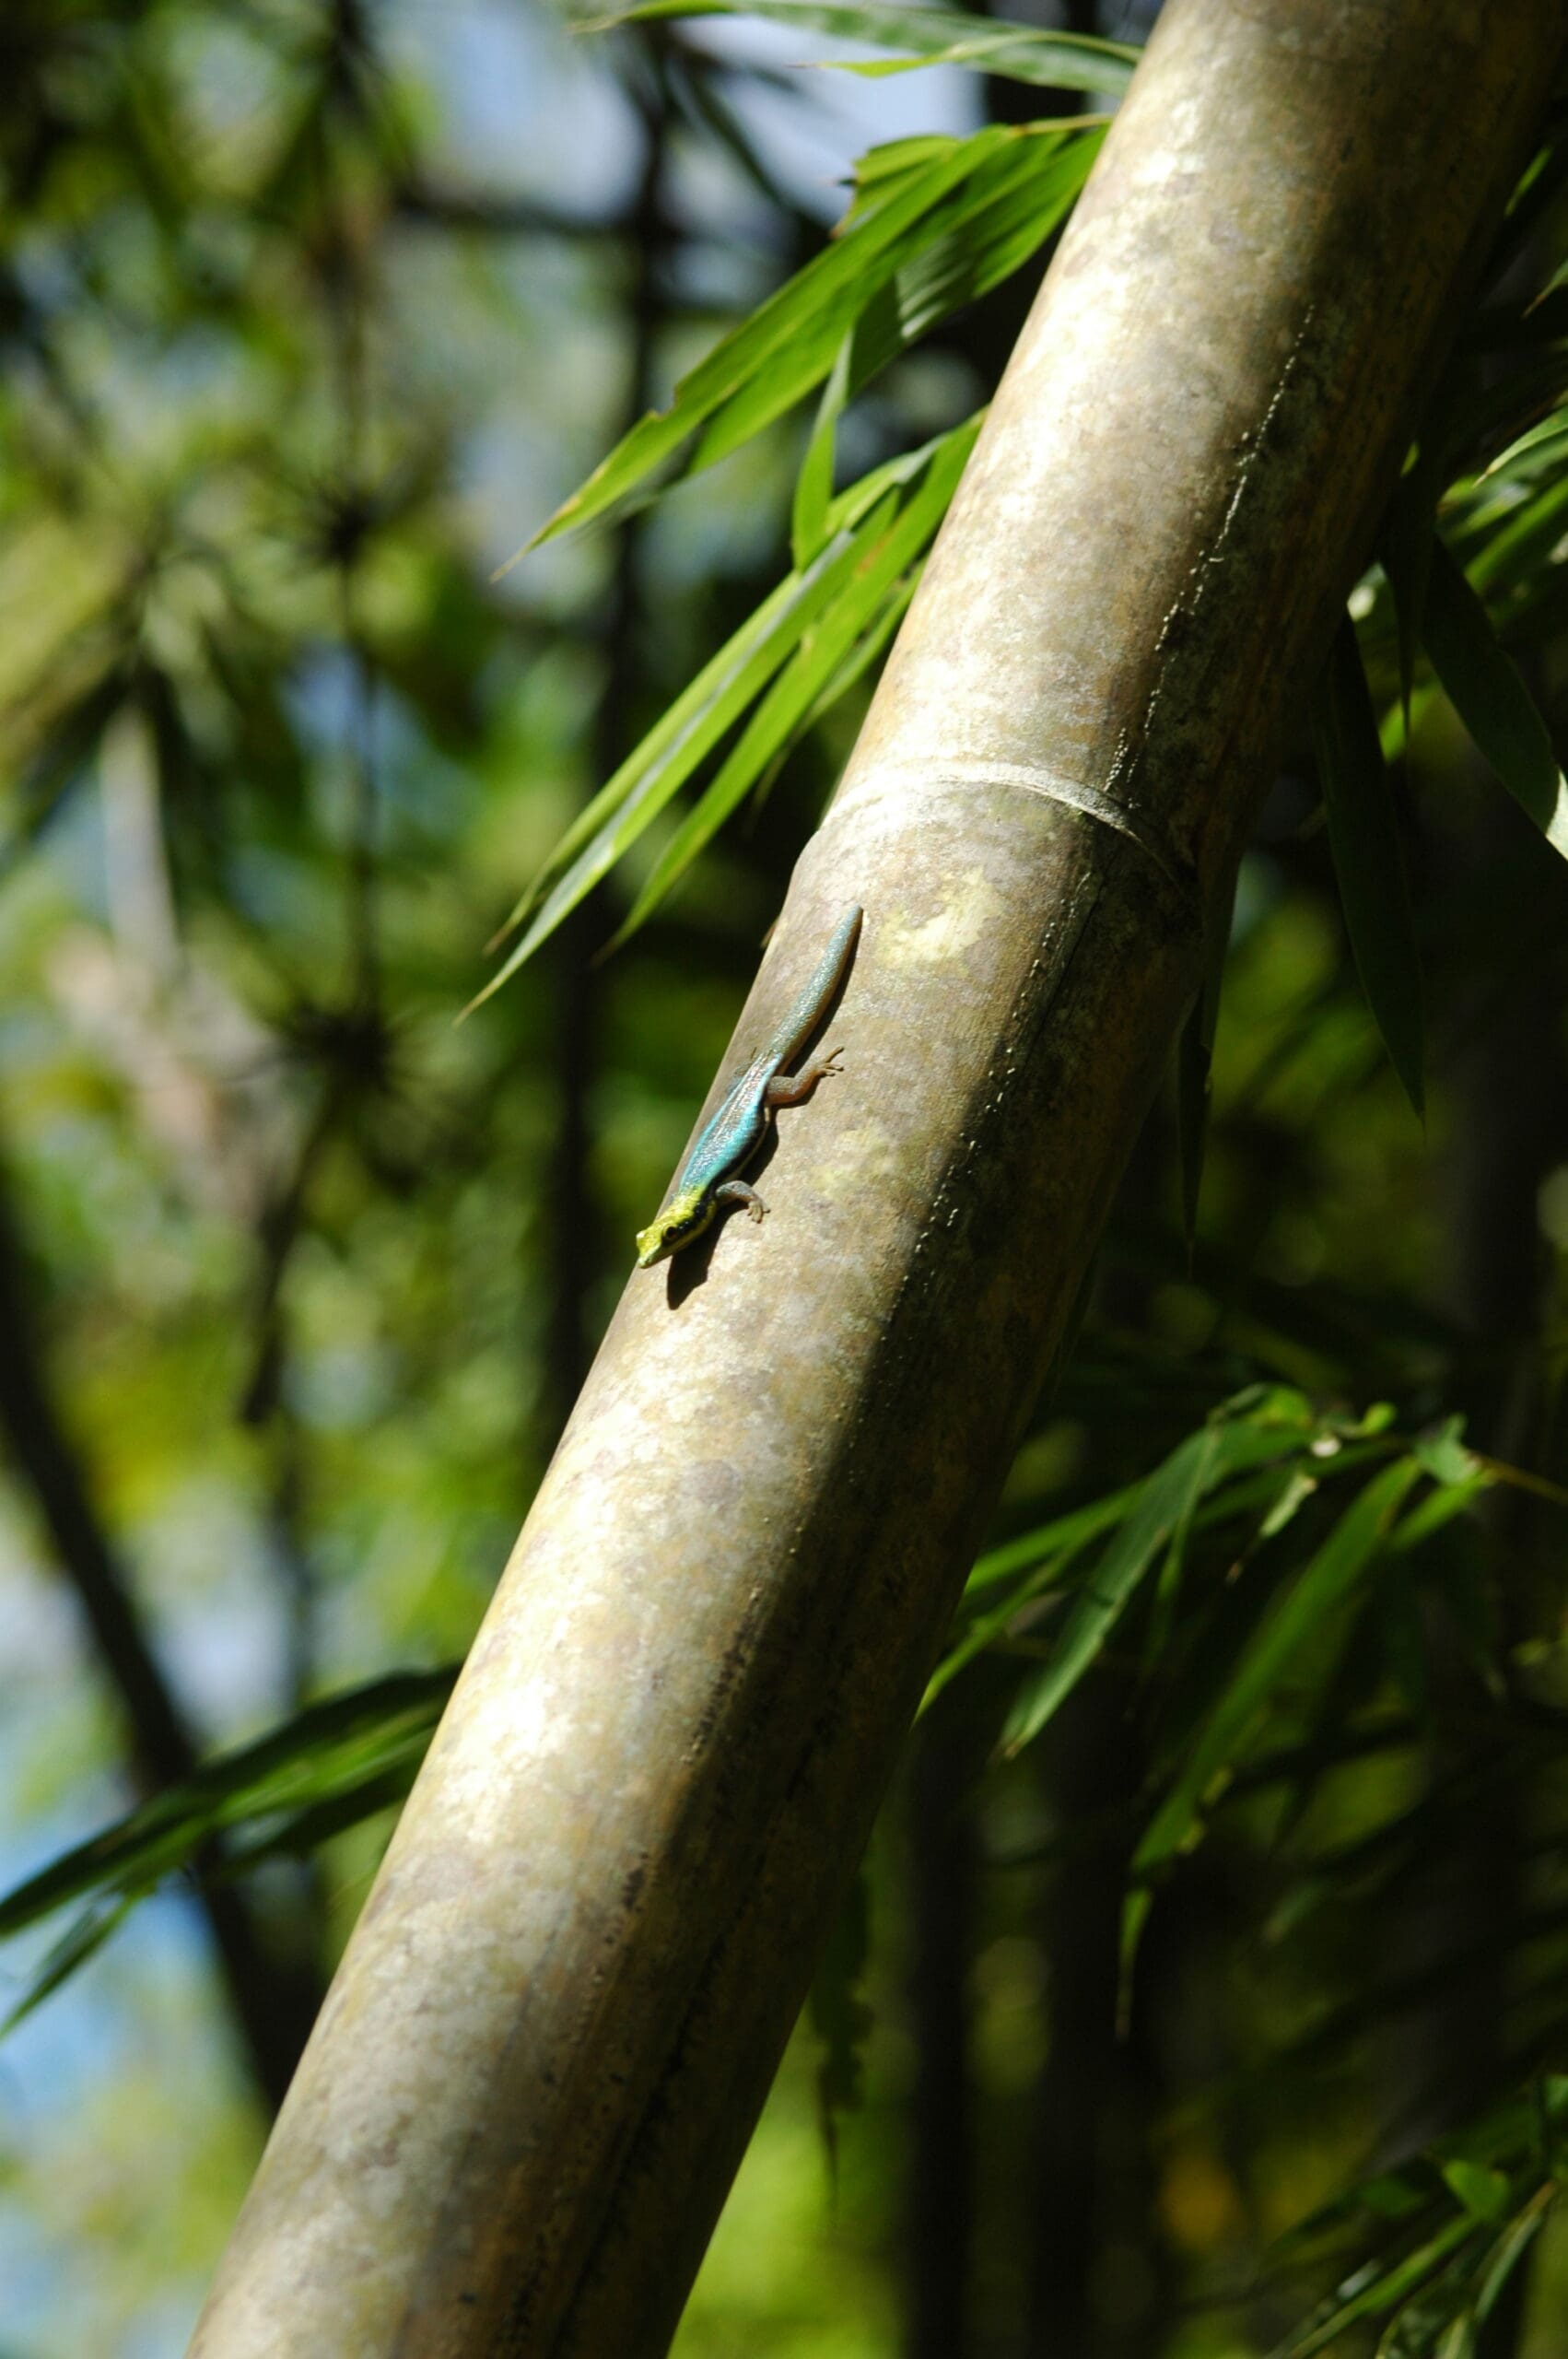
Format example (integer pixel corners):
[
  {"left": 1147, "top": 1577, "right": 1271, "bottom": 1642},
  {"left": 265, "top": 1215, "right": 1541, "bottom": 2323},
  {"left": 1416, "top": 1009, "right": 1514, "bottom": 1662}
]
[{"left": 189, "top": 3, "right": 1568, "bottom": 2353}]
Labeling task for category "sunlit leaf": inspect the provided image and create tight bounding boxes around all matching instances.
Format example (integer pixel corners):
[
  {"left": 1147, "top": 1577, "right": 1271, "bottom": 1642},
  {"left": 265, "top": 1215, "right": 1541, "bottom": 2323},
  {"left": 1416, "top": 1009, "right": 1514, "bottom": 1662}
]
[
  {"left": 584, "top": 0, "right": 1139, "bottom": 96},
  {"left": 514, "top": 122, "right": 1094, "bottom": 555},
  {"left": 791, "top": 331, "right": 854, "bottom": 570},
  {"left": 481, "top": 419, "right": 978, "bottom": 987},
  {"left": 614, "top": 416, "right": 977, "bottom": 937}
]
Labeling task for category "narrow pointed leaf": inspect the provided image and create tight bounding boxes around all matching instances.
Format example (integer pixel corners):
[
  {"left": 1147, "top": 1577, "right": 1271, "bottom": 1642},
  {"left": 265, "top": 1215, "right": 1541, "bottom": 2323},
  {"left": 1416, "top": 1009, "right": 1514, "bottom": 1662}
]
[
  {"left": 1268, "top": 2213, "right": 1477, "bottom": 2359},
  {"left": 0, "top": 1670, "right": 454, "bottom": 1938},
  {"left": 1312, "top": 614, "right": 1424, "bottom": 1117},
  {"left": 997, "top": 1393, "right": 1335, "bottom": 1761},
  {"left": 1441, "top": 2162, "right": 1511, "bottom": 2224},
  {"left": 517, "top": 123, "right": 1083, "bottom": 554},
  {"left": 1472, "top": 2189, "right": 1553, "bottom": 2322},
  {"left": 1421, "top": 535, "right": 1568, "bottom": 858},
  {"left": 996, "top": 1426, "right": 1223, "bottom": 1757},
  {"left": 2, "top": 1898, "right": 135, "bottom": 2036},
  {"left": 474, "top": 508, "right": 899, "bottom": 1002},
  {"left": 483, "top": 423, "right": 979, "bottom": 992},
  {"left": 617, "top": 417, "right": 979, "bottom": 936},
  {"left": 1130, "top": 1455, "right": 1422, "bottom": 1890},
  {"left": 585, "top": 0, "right": 1140, "bottom": 96},
  {"left": 791, "top": 331, "right": 853, "bottom": 569}
]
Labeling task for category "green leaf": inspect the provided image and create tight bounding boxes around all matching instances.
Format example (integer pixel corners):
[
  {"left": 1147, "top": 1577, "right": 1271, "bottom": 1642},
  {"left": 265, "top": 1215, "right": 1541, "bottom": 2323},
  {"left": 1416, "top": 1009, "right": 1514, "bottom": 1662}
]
[
  {"left": 1441, "top": 2162, "right": 1512, "bottom": 2225},
  {"left": 1269, "top": 2213, "right": 1478, "bottom": 2359},
  {"left": 1478, "top": 407, "right": 1568, "bottom": 485},
  {"left": 995, "top": 1403, "right": 1314, "bottom": 1759},
  {"left": 997, "top": 1426, "right": 1223, "bottom": 1757},
  {"left": 1312, "top": 615, "right": 1424, "bottom": 1119},
  {"left": 1410, "top": 1414, "right": 1479, "bottom": 1488},
  {"left": 1, "top": 1897, "right": 135, "bottom": 2036},
  {"left": 791, "top": 331, "right": 853, "bottom": 570},
  {"left": 477, "top": 511, "right": 895, "bottom": 997},
  {"left": 1126, "top": 1456, "right": 1422, "bottom": 1978},
  {"left": 962, "top": 1483, "right": 1145, "bottom": 1601},
  {"left": 585, "top": 0, "right": 1140, "bottom": 96},
  {"left": 927, "top": 1493, "right": 1131, "bottom": 1713},
  {"left": 1386, "top": 1472, "right": 1490, "bottom": 1555},
  {"left": 0, "top": 1669, "right": 453, "bottom": 1940},
  {"left": 1467, "top": 465, "right": 1568, "bottom": 600},
  {"left": 1421, "top": 535, "right": 1568, "bottom": 859},
  {"left": 483, "top": 420, "right": 977, "bottom": 986},
  {"left": 1472, "top": 2190, "right": 1553, "bottom": 2323},
  {"left": 614, "top": 416, "right": 978, "bottom": 939},
  {"left": 516, "top": 122, "right": 1091, "bottom": 553}
]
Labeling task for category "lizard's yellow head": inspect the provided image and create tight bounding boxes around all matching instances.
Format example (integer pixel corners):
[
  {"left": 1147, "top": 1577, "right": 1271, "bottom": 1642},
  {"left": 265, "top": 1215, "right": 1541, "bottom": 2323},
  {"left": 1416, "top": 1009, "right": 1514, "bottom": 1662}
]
[{"left": 635, "top": 1188, "right": 717, "bottom": 1269}]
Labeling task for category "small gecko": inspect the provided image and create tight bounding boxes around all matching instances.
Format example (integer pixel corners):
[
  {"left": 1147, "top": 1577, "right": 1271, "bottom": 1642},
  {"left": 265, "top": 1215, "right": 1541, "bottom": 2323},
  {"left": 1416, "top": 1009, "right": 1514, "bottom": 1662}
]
[{"left": 635, "top": 904, "right": 862, "bottom": 1268}]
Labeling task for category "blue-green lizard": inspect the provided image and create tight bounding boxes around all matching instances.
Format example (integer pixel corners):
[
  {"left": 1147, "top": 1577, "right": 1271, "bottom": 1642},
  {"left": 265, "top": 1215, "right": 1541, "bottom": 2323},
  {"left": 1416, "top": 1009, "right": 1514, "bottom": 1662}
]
[{"left": 636, "top": 904, "right": 862, "bottom": 1267}]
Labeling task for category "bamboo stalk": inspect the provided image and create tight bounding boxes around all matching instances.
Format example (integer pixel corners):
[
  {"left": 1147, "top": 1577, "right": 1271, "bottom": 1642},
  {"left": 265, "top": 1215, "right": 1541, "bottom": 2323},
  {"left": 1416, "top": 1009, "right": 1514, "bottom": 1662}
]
[{"left": 189, "top": 3, "right": 1568, "bottom": 2351}]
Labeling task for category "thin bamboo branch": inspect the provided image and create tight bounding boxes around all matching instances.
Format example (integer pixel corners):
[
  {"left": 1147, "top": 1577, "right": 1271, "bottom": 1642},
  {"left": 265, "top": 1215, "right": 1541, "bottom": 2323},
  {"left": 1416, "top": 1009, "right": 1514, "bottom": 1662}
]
[{"left": 189, "top": 3, "right": 1568, "bottom": 2352}]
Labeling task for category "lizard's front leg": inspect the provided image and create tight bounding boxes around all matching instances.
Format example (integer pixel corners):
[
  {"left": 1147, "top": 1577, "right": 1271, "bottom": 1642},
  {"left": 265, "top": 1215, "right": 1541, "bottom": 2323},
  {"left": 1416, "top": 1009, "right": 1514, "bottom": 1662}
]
[{"left": 715, "top": 1179, "right": 767, "bottom": 1224}]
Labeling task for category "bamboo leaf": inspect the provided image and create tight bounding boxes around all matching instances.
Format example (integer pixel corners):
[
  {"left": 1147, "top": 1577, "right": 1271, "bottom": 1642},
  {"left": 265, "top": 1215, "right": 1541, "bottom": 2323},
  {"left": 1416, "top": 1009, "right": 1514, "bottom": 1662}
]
[
  {"left": 962, "top": 1483, "right": 1145, "bottom": 1601},
  {"left": 1312, "top": 614, "right": 1424, "bottom": 1118},
  {"left": 1421, "top": 535, "right": 1568, "bottom": 859},
  {"left": 1441, "top": 2162, "right": 1511, "bottom": 2225},
  {"left": 615, "top": 416, "right": 978, "bottom": 938},
  {"left": 995, "top": 1402, "right": 1315, "bottom": 1759},
  {"left": 791, "top": 331, "right": 853, "bottom": 570},
  {"left": 1126, "top": 1456, "right": 1423, "bottom": 1986},
  {"left": 474, "top": 509, "right": 899, "bottom": 1002},
  {"left": 1472, "top": 2189, "right": 1554, "bottom": 2322},
  {"left": 996, "top": 1426, "right": 1223, "bottom": 1757},
  {"left": 516, "top": 123, "right": 1090, "bottom": 554},
  {"left": 2, "top": 1898, "right": 135, "bottom": 2036},
  {"left": 585, "top": 0, "right": 1140, "bottom": 96},
  {"left": 1385, "top": 1472, "right": 1490, "bottom": 1555},
  {"left": 1410, "top": 1414, "right": 1478, "bottom": 1488},
  {"left": 0, "top": 1670, "right": 453, "bottom": 1940},
  {"left": 1268, "top": 2214, "right": 1478, "bottom": 2359},
  {"left": 482, "top": 422, "right": 978, "bottom": 990}
]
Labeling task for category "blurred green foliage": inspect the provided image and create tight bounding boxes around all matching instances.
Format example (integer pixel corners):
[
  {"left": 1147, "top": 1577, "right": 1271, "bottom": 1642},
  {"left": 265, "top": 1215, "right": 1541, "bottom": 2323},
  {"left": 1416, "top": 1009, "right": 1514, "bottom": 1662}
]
[{"left": 3, "top": 3, "right": 1568, "bottom": 2355}]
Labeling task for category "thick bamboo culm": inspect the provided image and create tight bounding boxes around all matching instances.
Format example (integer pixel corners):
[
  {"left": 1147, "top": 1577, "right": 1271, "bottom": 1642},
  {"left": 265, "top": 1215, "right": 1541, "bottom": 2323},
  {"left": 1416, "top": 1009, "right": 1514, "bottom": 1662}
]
[{"left": 189, "top": 4, "right": 1568, "bottom": 2353}]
